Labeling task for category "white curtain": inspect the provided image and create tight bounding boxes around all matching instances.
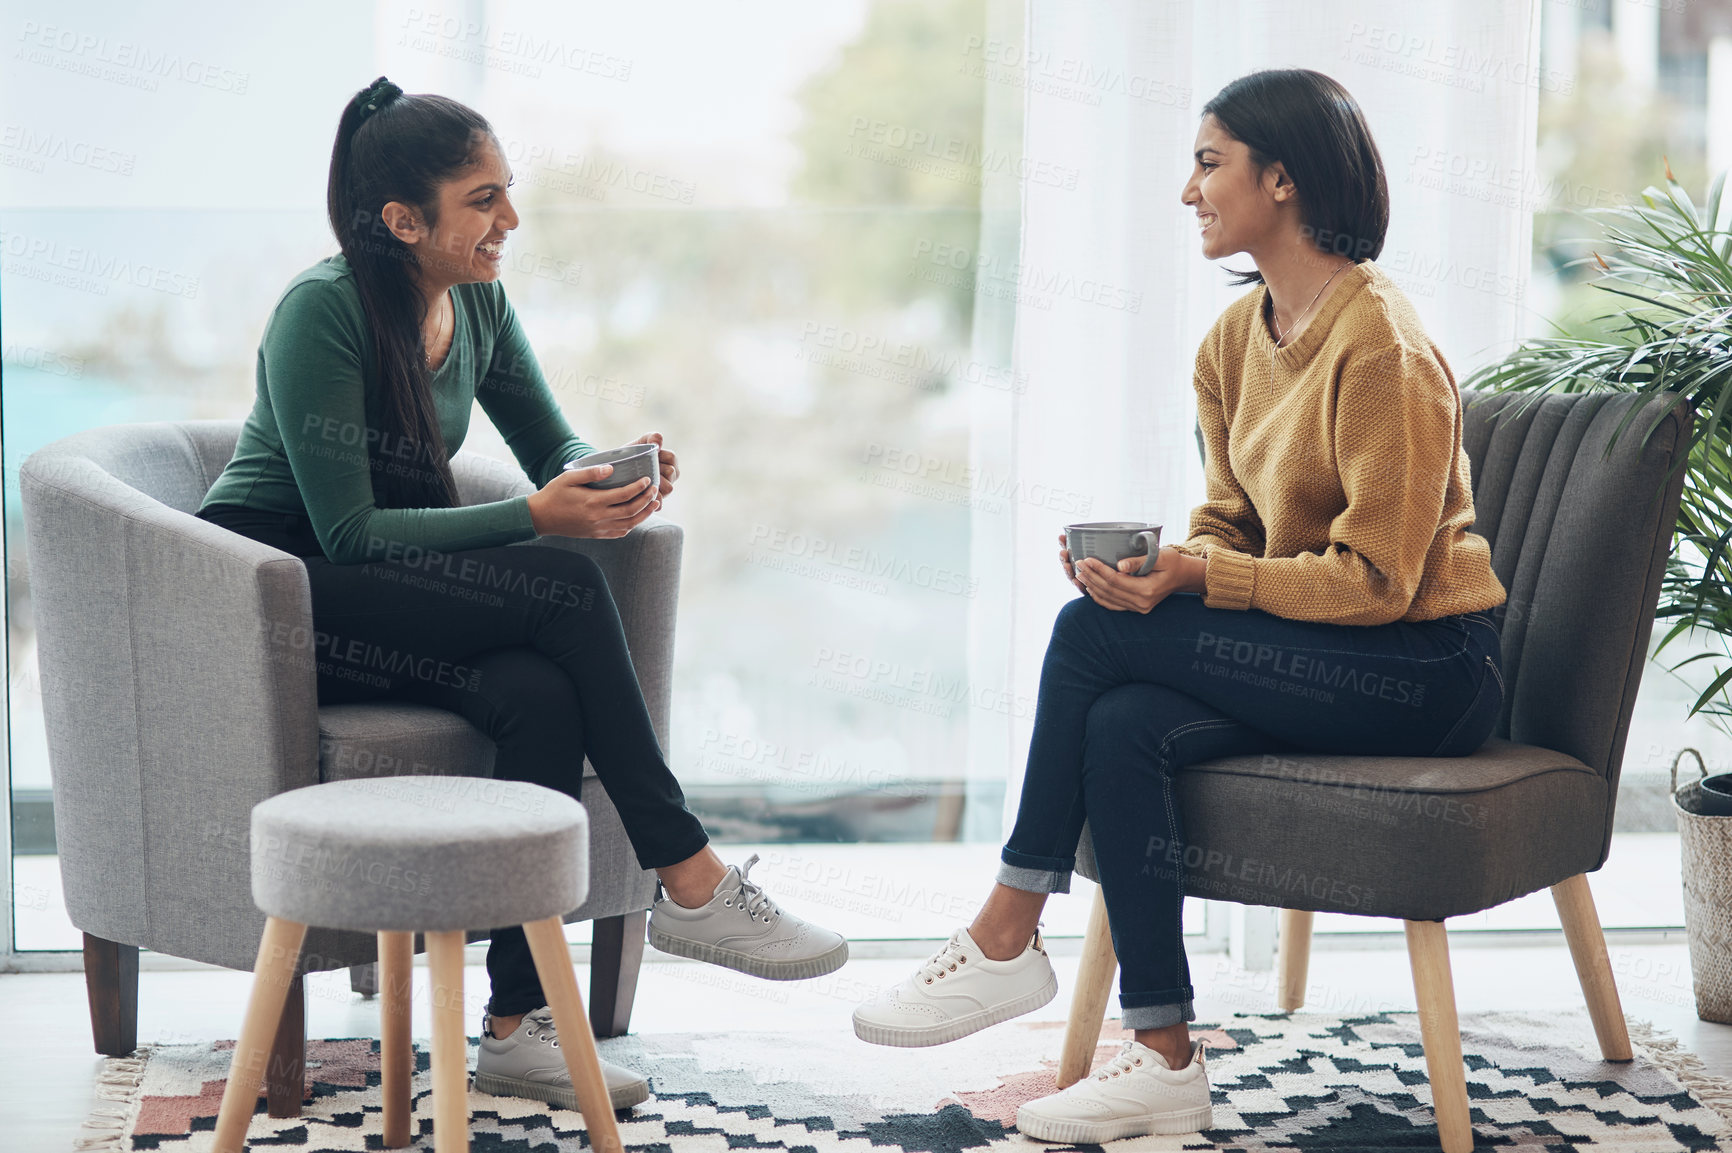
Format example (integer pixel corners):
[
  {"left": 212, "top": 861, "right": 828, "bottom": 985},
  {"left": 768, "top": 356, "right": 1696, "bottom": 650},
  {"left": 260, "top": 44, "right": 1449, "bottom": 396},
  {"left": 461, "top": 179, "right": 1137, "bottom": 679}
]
[{"left": 968, "top": 0, "right": 1542, "bottom": 835}]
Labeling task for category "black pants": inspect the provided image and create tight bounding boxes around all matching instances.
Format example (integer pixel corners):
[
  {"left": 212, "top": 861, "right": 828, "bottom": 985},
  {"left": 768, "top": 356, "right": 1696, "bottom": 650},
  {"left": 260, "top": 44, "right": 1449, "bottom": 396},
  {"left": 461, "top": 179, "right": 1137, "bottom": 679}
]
[{"left": 196, "top": 505, "right": 712, "bottom": 1016}]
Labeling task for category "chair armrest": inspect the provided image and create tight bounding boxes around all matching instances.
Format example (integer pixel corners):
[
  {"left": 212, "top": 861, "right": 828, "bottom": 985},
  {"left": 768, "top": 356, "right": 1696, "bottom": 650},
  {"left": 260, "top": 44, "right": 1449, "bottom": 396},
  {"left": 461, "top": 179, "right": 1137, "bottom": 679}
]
[
  {"left": 450, "top": 449, "right": 537, "bottom": 507},
  {"left": 20, "top": 451, "right": 320, "bottom": 961}
]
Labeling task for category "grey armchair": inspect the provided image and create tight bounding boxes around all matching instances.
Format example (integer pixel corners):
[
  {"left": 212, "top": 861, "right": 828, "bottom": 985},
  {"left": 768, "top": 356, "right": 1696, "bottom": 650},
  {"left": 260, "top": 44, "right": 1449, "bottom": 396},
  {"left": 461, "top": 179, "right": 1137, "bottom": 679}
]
[
  {"left": 20, "top": 419, "right": 679, "bottom": 1114},
  {"left": 1065, "top": 388, "right": 1694, "bottom": 1153}
]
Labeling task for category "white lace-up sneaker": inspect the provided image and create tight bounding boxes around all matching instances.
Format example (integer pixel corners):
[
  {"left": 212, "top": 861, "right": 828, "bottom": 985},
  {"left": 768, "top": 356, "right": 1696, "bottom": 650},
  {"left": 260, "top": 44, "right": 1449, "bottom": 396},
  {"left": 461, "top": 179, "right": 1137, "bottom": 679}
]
[
  {"left": 852, "top": 925, "right": 1058, "bottom": 1047},
  {"left": 1016, "top": 1038, "right": 1212, "bottom": 1143},
  {"left": 473, "top": 1006, "right": 650, "bottom": 1111},
  {"left": 647, "top": 853, "right": 849, "bottom": 980}
]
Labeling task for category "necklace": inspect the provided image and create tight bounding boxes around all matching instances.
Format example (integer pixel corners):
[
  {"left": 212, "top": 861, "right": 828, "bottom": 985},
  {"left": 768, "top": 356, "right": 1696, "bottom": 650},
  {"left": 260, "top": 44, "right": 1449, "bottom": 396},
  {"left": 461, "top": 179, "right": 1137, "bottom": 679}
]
[
  {"left": 1267, "top": 260, "right": 1354, "bottom": 371},
  {"left": 424, "top": 293, "right": 450, "bottom": 368}
]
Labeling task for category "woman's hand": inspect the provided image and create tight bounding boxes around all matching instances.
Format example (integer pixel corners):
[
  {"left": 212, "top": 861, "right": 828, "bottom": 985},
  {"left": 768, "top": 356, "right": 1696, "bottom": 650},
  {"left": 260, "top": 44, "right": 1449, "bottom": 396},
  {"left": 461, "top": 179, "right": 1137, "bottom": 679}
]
[
  {"left": 526, "top": 466, "right": 660, "bottom": 538},
  {"left": 631, "top": 431, "right": 679, "bottom": 499},
  {"left": 1072, "top": 545, "right": 1206, "bottom": 613},
  {"left": 1057, "top": 531, "right": 1087, "bottom": 594}
]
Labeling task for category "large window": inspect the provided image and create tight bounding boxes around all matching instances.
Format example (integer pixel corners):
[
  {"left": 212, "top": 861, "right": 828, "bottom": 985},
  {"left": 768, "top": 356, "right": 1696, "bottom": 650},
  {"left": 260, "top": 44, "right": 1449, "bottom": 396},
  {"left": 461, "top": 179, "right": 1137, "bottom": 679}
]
[
  {"left": 3, "top": 0, "right": 1123, "bottom": 952},
  {"left": 9, "top": 0, "right": 1720, "bottom": 957},
  {"left": 1498, "top": 0, "right": 1732, "bottom": 936}
]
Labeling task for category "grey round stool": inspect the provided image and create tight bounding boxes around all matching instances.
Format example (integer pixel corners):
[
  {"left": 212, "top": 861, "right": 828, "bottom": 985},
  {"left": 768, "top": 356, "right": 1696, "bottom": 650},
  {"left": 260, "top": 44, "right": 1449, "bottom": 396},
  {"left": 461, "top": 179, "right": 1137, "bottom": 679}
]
[{"left": 211, "top": 777, "right": 623, "bottom": 1153}]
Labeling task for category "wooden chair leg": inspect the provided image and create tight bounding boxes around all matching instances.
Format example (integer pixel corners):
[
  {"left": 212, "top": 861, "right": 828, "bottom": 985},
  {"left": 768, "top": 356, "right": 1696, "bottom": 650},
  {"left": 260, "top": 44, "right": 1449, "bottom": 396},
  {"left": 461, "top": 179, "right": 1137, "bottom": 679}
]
[
  {"left": 1058, "top": 885, "right": 1118, "bottom": 1089},
  {"left": 351, "top": 961, "right": 380, "bottom": 998},
  {"left": 211, "top": 917, "right": 308, "bottom": 1153},
  {"left": 379, "top": 931, "right": 415, "bottom": 1149},
  {"left": 266, "top": 970, "right": 306, "bottom": 1117},
  {"left": 523, "top": 917, "right": 626, "bottom": 1153},
  {"left": 589, "top": 911, "right": 647, "bottom": 1038},
  {"left": 427, "top": 930, "right": 470, "bottom": 1153},
  {"left": 82, "top": 933, "right": 139, "bottom": 1057},
  {"left": 1404, "top": 920, "right": 1474, "bottom": 1153},
  {"left": 1551, "top": 872, "right": 1633, "bottom": 1060},
  {"left": 1278, "top": 909, "right": 1314, "bottom": 1012}
]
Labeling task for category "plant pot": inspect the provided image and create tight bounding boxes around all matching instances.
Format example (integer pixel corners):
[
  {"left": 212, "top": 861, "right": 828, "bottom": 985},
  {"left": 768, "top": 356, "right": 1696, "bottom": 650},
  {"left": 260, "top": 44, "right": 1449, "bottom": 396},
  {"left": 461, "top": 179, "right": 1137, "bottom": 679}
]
[{"left": 1673, "top": 749, "right": 1732, "bottom": 1024}]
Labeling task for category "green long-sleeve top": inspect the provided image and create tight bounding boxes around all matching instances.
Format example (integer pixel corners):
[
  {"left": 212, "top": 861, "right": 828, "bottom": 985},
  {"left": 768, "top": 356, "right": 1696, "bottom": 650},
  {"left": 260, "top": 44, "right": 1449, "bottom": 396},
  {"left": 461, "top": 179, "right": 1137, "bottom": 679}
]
[{"left": 198, "top": 254, "right": 595, "bottom": 564}]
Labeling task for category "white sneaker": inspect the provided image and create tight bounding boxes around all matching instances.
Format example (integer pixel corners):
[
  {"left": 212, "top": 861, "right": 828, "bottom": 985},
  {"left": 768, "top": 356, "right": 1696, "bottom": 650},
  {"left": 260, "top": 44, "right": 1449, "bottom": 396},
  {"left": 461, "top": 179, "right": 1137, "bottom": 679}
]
[
  {"left": 1017, "top": 1038, "right": 1212, "bottom": 1143},
  {"left": 647, "top": 853, "right": 849, "bottom": 980},
  {"left": 852, "top": 925, "right": 1058, "bottom": 1047}
]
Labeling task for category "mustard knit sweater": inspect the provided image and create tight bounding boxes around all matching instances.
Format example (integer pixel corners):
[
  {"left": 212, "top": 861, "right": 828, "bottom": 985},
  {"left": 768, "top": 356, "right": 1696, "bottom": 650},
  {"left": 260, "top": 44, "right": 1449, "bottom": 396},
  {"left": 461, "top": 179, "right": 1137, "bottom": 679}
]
[{"left": 1168, "top": 260, "right": 1506, "bottom": 626}]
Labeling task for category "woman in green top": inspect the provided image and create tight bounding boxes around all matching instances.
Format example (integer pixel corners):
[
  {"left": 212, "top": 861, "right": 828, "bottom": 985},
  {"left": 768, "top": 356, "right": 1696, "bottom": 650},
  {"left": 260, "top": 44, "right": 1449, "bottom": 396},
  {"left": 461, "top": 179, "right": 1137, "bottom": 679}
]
[{"left": 195, "top": 77, "right": 847, "bottom": 1113}]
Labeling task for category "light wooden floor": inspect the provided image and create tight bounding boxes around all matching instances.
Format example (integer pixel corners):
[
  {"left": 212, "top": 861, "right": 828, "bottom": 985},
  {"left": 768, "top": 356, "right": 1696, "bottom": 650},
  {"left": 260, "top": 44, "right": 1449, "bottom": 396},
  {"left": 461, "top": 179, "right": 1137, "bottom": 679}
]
[{"left": 2, "top": 936, "right": 1728, "bottom": 1153}]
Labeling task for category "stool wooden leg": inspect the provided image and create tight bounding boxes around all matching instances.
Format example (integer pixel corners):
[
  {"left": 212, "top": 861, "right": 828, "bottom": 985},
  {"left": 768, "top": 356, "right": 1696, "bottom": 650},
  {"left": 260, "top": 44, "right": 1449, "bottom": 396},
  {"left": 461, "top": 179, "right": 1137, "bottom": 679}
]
[
  {"left": 212, "top": 917, "right": 307, "bottom": 1153},
  {"left": 523, "top": 917, "right": 625, "bottom": 1153},
  {"left": 378, "top": 931, "right": 415, "bottom": 1149},
  {"left": 1058, "top": 885, "right": 1118, "bottom": 1089},
  {"left": 427, "top": 930, "right": 470, "bottom": 1153}
]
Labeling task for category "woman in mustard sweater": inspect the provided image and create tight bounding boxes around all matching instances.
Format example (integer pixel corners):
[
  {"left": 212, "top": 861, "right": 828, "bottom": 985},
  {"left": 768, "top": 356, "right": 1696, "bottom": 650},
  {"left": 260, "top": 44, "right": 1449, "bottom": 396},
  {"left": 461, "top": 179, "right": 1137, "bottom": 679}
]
[{"left": 853, "top": 69, "right": 1507, "bottom": 1142}]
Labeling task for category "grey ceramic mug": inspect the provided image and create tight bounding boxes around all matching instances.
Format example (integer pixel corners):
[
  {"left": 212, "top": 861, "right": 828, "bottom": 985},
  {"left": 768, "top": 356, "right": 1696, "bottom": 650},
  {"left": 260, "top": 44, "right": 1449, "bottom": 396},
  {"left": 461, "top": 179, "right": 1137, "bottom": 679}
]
[
  {"left": 1065, "top": 521, "right": 1163, "bottom": 577},
  {"left": 563, "top": 442, "right": 660, "bottom": 490}
]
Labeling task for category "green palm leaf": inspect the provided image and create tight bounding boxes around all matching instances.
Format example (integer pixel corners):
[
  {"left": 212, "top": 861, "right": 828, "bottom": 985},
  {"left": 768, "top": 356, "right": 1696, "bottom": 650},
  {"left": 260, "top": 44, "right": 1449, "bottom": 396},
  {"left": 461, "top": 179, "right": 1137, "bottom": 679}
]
[{"left": 1465, "top": 161, "right": 1732, "bottom": 735}]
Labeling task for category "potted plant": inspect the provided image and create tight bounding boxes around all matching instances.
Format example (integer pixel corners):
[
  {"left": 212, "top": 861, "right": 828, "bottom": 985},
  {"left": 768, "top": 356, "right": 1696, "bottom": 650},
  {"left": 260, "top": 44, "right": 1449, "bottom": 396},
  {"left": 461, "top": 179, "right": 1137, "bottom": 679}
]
[
  {"left": 1466, "top": 162, "right": 1732, "bottom": 1024},
  {"left": 1463, "top": 161, "right": 1729, "bottom": 733}
]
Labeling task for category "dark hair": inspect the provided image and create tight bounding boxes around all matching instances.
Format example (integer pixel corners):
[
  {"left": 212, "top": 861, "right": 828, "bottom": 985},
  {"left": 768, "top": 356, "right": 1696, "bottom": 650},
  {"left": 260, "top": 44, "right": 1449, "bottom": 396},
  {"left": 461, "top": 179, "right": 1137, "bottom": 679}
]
[
  {"left": 1200, "top": 69, "right": 1389, "bottom": 288},
  {"left": 325, "top": 76, "right": 495, "bottom": 510}
]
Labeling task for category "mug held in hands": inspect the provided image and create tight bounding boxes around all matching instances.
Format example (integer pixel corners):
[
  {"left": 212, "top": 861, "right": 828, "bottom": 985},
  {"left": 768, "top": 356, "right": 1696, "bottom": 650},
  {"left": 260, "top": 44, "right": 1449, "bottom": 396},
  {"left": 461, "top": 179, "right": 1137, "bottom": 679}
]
[
  {"left": 562, "top": 442, "right": 661, "bottom": 490},
  {"left": 1065, "top": 521, "right": 1163, "bottom": 576}
]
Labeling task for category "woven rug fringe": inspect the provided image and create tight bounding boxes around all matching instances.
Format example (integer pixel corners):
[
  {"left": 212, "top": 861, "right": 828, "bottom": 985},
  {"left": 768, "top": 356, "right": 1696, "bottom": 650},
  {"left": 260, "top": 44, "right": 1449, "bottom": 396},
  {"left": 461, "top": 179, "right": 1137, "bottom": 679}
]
[
  {"left": 1628, "top": 1017, "right": 1732, "bottom": 1135},
  {"left": 74, "top": 1046, "right": 153, "bottom": 1151}
]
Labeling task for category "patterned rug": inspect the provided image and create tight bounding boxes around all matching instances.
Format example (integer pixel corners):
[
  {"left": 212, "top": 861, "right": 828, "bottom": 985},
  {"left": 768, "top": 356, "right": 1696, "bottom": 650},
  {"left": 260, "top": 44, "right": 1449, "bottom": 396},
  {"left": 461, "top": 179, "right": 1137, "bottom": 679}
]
[{"left": 77, "top": 1011, "right": 1732, "bottom": 1152}]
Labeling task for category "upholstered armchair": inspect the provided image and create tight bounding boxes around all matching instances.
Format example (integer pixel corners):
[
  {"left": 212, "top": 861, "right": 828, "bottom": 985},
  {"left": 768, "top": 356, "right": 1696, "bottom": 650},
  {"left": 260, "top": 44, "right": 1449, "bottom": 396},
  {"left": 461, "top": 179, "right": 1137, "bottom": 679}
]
[
  {"left": 1067, "top": 388, "right": 1694, "bottom": 1153},
  {"left": 20, "top": 419, "right": 678, "bottom": 1116}
]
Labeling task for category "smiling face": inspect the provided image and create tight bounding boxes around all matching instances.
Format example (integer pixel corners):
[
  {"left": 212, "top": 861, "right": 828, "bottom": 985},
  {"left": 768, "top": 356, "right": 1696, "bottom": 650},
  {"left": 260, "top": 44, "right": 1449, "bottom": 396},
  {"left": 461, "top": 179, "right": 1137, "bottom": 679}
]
[
  {"left": 382, "top": 132, "right": 518, "bottom": 291},
  {"left": 1180, "top": 114, "right": 1295, "bottom": 263}
]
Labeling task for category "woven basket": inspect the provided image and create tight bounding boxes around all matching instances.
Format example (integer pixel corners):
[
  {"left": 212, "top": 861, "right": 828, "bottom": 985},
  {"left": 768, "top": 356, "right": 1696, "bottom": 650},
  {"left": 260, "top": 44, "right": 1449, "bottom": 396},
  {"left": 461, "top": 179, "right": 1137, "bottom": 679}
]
[{"left": 1673, "top": 749, "right": 1732, "bottom": 1024}]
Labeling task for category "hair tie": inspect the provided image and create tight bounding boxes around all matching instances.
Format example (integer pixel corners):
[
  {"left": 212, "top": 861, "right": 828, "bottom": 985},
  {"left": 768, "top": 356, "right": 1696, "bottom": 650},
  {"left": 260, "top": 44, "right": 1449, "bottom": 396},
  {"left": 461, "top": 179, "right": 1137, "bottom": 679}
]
[{"left": 357, "top": 79, "right": 396, "bottom": 121}]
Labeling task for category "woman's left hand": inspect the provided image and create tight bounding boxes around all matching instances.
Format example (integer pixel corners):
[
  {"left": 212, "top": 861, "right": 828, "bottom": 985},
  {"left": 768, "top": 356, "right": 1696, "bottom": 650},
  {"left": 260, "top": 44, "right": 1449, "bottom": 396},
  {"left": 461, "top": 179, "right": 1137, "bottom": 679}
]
[
  {"left": 1075, "top": 546, "right": 1206, "bottom": 613},
  {"left": 631, "top": 432, "right": 679, "bottom": 499}
]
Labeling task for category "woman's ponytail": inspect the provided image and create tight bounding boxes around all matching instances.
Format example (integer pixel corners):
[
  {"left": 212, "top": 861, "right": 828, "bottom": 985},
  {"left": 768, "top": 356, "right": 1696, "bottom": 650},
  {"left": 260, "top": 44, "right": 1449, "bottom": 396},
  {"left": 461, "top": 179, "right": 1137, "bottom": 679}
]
[{"left": 324, "top": 76, "right": 493, "bottom": 510}]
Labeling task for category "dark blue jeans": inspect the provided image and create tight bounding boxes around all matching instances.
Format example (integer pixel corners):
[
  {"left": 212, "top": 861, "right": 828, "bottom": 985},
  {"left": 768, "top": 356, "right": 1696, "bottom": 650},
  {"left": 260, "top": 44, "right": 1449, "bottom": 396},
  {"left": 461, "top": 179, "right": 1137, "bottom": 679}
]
[
  {"left": 998, "top": 591, "right": 1504, "bottom": 1028},
  {"left": 196, "top": 504, "right": 712, "bottom": 1016}
]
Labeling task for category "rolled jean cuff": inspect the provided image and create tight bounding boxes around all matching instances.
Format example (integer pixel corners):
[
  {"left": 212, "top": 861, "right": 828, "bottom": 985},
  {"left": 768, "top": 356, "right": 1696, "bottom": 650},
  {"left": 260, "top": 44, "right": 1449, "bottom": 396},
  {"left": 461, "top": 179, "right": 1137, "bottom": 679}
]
[
  {"left": 997, "top": 848, "right": 1074, "bottom": 894},
  {"left": 1120, "top": 988, "right": 1196, "bottom": 1030},
  {"left": 1121, "top": 1000, "right": 1196, "bottom": 1030}
]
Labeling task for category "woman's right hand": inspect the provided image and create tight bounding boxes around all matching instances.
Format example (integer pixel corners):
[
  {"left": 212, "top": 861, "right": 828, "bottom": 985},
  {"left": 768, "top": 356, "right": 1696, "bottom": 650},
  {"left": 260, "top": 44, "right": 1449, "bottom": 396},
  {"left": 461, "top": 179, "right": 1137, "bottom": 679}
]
[
  {"left": 527, "top": 465, "right": 661, "bottom": 538},
  {"left": 1058, "top": 530, "right": 1088, "bottom": 596}
]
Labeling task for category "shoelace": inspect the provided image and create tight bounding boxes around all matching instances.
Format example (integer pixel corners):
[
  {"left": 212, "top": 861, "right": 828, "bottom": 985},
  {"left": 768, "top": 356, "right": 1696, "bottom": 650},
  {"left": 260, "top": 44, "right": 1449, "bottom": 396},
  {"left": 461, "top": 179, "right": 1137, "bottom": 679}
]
[
  {"left": 914, "top": 929, "right": 971, "bottom": 984},
  {"left": 912, "top": 924, "right": 1044, "bottom": 986},
  {"left": 1095, "top": 1039, "right": 1198, "bottom": 1080},
  {"left": 724, "top": 853, "right": 777, "bottom": 922},
  {"left": 1095, "top": 1039, "right": 1144, "bottom": 1080},
  {"left": 519, "top": 1006, "right": 560, "bottom": 1048}
]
